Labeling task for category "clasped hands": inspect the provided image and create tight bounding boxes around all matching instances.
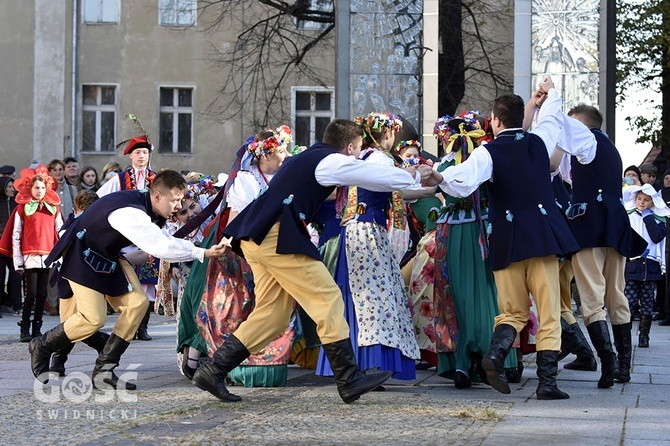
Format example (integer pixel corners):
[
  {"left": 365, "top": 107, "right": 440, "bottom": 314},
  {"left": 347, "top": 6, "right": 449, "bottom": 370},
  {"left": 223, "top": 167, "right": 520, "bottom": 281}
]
[
  {"left": 404, "top": 164, "right": 443, "bottom": 187},
  {"left": 533, "top": 75, "right": 556, "bottom": 108}
]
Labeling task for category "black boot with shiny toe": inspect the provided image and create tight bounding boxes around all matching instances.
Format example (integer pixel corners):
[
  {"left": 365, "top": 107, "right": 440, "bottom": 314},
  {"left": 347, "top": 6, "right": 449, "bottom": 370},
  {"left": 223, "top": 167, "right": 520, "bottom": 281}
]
[
  {"left": 192, "top": 334, "right": 250, "bottom": 402},
  {"left": 481, "top": 324, "right": 517, "bottom": 395}
]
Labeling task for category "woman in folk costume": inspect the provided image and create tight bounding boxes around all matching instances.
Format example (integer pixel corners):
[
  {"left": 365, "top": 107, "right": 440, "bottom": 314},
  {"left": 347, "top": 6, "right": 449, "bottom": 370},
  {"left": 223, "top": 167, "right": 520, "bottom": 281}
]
[
  {"left": 0, "top": 165, "right": 63, "bottom": 341},
  {"left": 396, "top": 140, "right": 444, "bottom": 368},
  {"left": 316, "top": 112, "right": 420, "bottom": 381},
  {"left": 432, "top": 111, "right": 517, "bottom": 388},
  {"left": 180, "top": 126, "right": 302, "bottom": 387},
  {"left": 154, "top": 176, "right": 217, "bottom": 369}
]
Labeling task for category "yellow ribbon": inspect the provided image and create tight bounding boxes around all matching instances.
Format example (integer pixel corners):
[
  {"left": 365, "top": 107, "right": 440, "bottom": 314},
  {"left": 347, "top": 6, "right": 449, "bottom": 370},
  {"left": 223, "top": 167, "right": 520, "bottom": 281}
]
[{"left": 445, "top": 123, "right": 486, "bottom": 165}]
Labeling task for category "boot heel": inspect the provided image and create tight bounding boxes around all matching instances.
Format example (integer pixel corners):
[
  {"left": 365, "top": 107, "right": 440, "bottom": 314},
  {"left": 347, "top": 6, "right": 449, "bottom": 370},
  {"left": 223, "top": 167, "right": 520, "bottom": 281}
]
[
  {"left": 339, "top": 371, "right": 392, "bottom": 404},
  {"left": 481, "top": 357, "right": 511, "bottom": 394}
]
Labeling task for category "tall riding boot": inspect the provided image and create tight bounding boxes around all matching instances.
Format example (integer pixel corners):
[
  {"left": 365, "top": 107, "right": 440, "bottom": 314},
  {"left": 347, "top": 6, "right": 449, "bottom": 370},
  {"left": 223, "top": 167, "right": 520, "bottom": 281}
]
[
  {"left": 19, "top": 320, "right": 32, "bottom": 342},
  {"left": 638, "top": 315, "right": 651, "bottom": 348},
  {"left": 192, "top": 334, "right": 250, "bottom": 402},
  {"left": 481, "top": 324, "right": 517, "bottom": 394},
  {"left": 29, "top": 324, "right": 73, "bottom": 381},
  {"left": 612, "top": 322, "right": 632, "bottom": 382},
  {"left": 49, "top": 342, "right": 75, "bottom": 377},
  {"left": 91, "top": 333, "right": 137, "bottom": 391},
  {"left": 558, "top": 317, "right": 578, "bottom": 360},
  {"left": 135, "top": 307, "right": 152, "bottom": 341},
  {"left": 321, "top": 338, "right": 392, "bottom": 404},
  {"left": 586, "top": 321, "right": 619, "bottom": 388},
  {"left": 31, "top": 319, "right": 43, "bottom": 339},
  {"left": 50, "top": 331, "right": 110, "bottom": 377},
  {"left": 560, "top": 319, "right": 597, "bottom": 371},
  {"left": 536, "top": 351, "right": 570, "bottom": 400},
  {"left": 82, "top": 331, "right": 110, "bottom": 353}
]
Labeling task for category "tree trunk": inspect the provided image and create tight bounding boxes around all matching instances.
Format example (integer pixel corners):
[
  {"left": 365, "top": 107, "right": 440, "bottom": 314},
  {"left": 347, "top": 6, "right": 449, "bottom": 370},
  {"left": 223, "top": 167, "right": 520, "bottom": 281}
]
[{"left": 438, "top": 0, "right": 465, "bottom": 119}]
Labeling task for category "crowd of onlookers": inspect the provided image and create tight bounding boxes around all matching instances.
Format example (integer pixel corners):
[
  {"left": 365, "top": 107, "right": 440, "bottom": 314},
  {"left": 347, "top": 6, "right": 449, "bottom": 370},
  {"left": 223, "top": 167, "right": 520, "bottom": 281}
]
[
  {"left": 0, "top": 158, "right": 223, "bottom": 327},
  {"left": 621, "top": 162, "right": 670, "bottom": 328}
]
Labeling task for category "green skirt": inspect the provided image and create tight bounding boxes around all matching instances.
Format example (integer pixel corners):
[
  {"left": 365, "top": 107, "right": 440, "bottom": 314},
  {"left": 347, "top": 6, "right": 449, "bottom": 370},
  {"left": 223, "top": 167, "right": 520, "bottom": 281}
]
[{"left": 437, "top": 222, "right": 517, "bottom": 379}]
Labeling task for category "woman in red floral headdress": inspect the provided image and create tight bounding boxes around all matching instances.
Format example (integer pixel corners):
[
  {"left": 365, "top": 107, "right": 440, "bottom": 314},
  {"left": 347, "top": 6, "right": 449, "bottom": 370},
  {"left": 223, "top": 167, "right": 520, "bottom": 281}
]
[{"left": 0, "top": 165, "right": 63, "bottom": 341}]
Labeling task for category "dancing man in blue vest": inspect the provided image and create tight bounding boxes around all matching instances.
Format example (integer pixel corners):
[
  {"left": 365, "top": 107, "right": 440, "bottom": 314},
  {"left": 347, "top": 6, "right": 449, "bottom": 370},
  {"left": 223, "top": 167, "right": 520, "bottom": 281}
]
[
  {"left": 425, "top": 77, "right": 596, "bottom": 400},
  {"left": 29, "top": 170, "right": 229, "bottom": 390},
  {"left": 562, "top": 105, "right": 647, "bottom": 387},
  {"left": 191, "top": 118, "right": 433, "bottom": 404}
]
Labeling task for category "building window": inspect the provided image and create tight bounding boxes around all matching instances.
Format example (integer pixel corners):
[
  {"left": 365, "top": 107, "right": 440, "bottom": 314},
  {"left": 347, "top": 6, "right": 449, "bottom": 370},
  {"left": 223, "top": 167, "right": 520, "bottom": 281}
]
[
  {"left": 295, "top": 0, "right": 333, "bottom": 30},
  {"left": 83, "top": 0, "right": 120, "bottom": 24},
  {"left": 159, "top": 87, "right": 194, "bottom": 154},
  {"left": 82, "top": 85, "right": 116, "bottom": 152},
  {"left": 292, "top": 87, "right": 335, "bottom": 147},
  {"left": 159, "top": 0, "right": 197, "bottom": 26}
]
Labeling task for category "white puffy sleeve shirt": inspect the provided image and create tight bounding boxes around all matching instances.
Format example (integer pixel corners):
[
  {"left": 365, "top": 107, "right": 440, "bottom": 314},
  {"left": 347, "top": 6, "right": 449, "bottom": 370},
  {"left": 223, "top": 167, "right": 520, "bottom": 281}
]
[{"left": 108, "top": 209, "right": 206, "bottom": 263}]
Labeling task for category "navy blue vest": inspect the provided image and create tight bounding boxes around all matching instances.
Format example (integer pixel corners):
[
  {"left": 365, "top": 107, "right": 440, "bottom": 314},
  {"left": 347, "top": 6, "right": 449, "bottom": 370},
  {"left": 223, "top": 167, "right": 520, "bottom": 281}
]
[
  {"left": 552, "top": 174, "right": 571, "bottom": 213},
  {"left": 569, "top": 130, "right": 646, "bottom": 257},
  {"left": 223, "top": 143, "right": 340, "bottom": 260},
  {"left": 46, "top": 190, "right": 165, "bottom": 296},
  {"left": 485, "top": 130, "right": 580, "bottom": 270}
]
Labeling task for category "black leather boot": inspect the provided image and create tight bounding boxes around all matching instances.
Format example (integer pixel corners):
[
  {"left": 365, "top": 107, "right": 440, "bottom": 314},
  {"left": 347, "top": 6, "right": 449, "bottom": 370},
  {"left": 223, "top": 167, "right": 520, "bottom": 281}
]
[
  {"left": 321, "top": 338, "right": 392, "bottom": 404},
  {"left": 192, "top": 334, "right": 250, "bottom": 402},
  {"left": 612, "top": 322, "right": 632, "bottom": 382},
  {"left": 454, "top": 370, "right": 472, "bottom": 388},
  {"left": 135, "top": 308, "right": 152, "bottom": 341},
  {"left": 586, "top": 321, "right": 619, "bottom": 388},
  {"left": 19, "top": 320, "right": 32, "bottom": 342},
  {"left": 91, "top": 333, "right": 137, "bottom": 391},
  {"left": 638, "top": 315, "right": 651, "bottom": 348},
  {"left": 31, "top": 319, "right": 43, "bottom": 339},
  {"left": 49, "top": 342, "right": 75, "bottom": 377},
  {"left": 481, "top": 324, "right": 516, "bottom": 394},
  {"left": 48, "top": 331, "right": 109, "bottom": 377},
  {"left": 470, "top": 352, "right": 489, "bottom": 385},
  {"left": 561, "top": 320, "right": 597, "bottom": 371},
  {"left": 29, "top": 324, "right": 72, "bottom": 381},
  {"left": 82, "top": 331, "right": 111, "bottom": 353},
  {"left": 536, "top": 350, "right": 570, "bottom": 400},
  {"left": 558, "top": 317, "right": 578, "bottom": 360}
]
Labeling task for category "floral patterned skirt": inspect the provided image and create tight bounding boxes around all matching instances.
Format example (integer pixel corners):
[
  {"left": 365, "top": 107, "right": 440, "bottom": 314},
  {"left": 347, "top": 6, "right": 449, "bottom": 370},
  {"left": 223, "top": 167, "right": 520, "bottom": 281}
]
[
  {"left": 193, "top": 249, "right": 299, "bottom": 387},
  {"left": 316, "top": 222, "right": 420, "bottom": 380},
  {"left": 407, "top": 230, "right": 438, "bottom": 365}
]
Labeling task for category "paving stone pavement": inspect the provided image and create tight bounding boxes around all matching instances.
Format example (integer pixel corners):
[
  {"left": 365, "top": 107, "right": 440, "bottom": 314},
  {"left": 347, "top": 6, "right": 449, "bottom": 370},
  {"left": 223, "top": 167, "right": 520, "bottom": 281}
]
[{"left": 1, "top": 312, "right": 669, "bottom": 445}]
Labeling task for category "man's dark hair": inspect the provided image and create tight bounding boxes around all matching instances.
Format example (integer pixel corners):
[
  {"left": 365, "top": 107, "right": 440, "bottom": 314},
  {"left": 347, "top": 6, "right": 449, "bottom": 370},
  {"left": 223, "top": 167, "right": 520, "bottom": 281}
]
[
  {"left": 492, "top": 94, "right": 525, "bottom": 129},
  {"left": 151, "top": 169, "right": 187, "bottom": 193},
  {"left": 63, "top": 157, "right": 78, "bottom": 164},
  {"left": 323, "top": 119, "right": 364, "bottom": 150},
  {"left": 567, "top": 104, "right": 603, "bottom": 129}
]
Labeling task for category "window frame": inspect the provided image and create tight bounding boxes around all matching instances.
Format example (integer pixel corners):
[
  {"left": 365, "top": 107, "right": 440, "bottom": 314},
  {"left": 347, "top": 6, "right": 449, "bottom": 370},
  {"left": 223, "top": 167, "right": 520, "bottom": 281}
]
[
  {"left": 82, "top": 0, "right": 120, "bottom": 24},
  {"left": 81, "top": 83, "right": 118, "bottom": 153},
  {"left": 294, "top": 0, "right": 333, "bottom": 31},
  {"left": 158, "top": 0, "right": 198, "bottom": 27},
  {"left": 291, "top": 86, "right": 335, "bottom": 147},
  {"left": 158, "top": 85, "right": 195, "bottom": 155}
]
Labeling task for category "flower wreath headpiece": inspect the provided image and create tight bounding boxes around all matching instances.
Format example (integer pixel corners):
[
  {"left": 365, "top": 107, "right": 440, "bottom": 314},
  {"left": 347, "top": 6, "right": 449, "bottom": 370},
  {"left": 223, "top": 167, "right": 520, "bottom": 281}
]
[
  {"left": 184, "top": 175, "right": 217, "bottom": 207},
  {"left": 247, "top": 125, "right": 294, "bottom": 160},
  {"left": 393, "top": 139, "right": 422, "bottom": 155},
  {"left": 433, "top": 110, "right": 486, "bottom": 164},
  {"left": 13, "top": 164, "right": 60, "bottom": 215},
  {"left": 354, "top": 112, "right": 403, "bottom": 141}
]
